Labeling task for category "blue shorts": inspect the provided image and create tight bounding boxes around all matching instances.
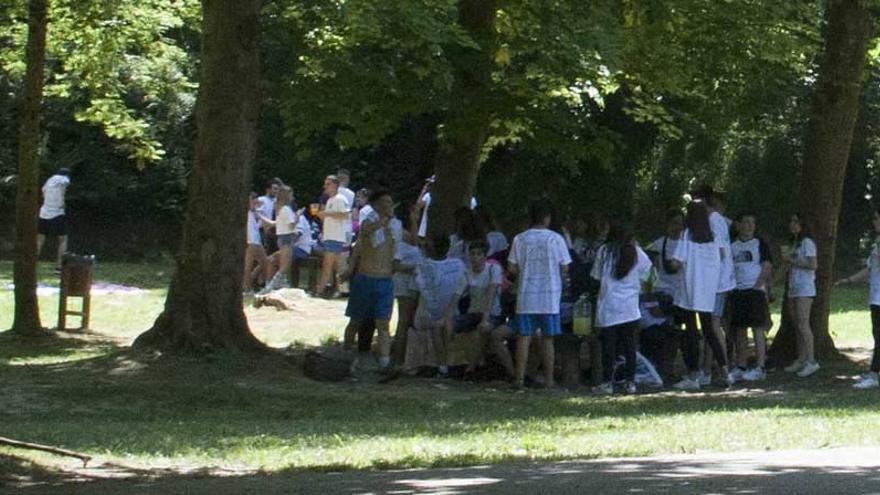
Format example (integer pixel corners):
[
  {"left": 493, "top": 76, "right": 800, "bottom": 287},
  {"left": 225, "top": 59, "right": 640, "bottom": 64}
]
[
  {"left": 513, "top": 313, "right": 562, "bottom": 337},
  {"left": 321, "top": 240, "right": 346, "bottom": 254},
  {"left": 294, "top": 247, "right": 310, "bottom": 260},
  {"left": 714, "top": 291, "right": 729, "bottom": 318},
  {"left": 453, "top": 313, "right": 507, "bottom": 333},
  {"left": 345, "top": 274, "right": 394, "bottom": 321},
  {"left": 277, "top": 233, "right": 295, "bottom": 247}
]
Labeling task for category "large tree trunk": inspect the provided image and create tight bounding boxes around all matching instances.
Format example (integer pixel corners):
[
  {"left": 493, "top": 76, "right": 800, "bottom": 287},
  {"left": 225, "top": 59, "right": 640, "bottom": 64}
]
[
  {"left": 11, "top": 0, "right": 49, "bottom": 336},
  {"left": 428, "top": 0, "right": 496, "bottom": 238},
  {"left": 769, "top": 0, "right": 874, "bottom": 362},
  {"left": 134, "top": 0, "right": 265, "bottom": 355}
]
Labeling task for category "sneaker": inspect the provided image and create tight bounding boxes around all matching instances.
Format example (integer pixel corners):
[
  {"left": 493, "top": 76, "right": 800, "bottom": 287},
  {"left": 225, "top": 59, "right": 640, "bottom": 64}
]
[
  {"left": 854, "top": 373, "right": 880, "bottom": 389},
  {"left": 593, "top": 382, "right": 613, "bottom": 395},
  {"left": 784, "top": 360, "right": 804, "bottom": 373},
  {"left": 797, "top": 361, "right": 820, "bottom": 378},
  {"left": 742, "top": 367, "right": 766, "bottom": 382},
  {"left": 624, "top": 381, "right": 637, "bottom": 395},
  {"left": 673, "top": 377, "right": 700, "bottom": 391},
  {"left": 697, "top": 370, "right": 711, "bottom": 386},
  {"left": 729, "top": 367, "right": 746, "bottom": 383}
]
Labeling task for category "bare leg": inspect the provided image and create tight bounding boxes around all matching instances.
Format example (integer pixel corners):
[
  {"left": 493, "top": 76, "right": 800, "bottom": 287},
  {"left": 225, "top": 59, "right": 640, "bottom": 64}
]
[
  {"left": 318, "top": 252, "right": 338, "bottom": 293},
  {"left": 753, "top": 326, "right": 768, "bottom": 368},
  {"left": 37, "top": 234, "right": 46, "bottom": 259},
  {"left": 393, "top": 297, "right": 417, "bottom": 365},
  {"left": 734, "top": 327, "right": 748, "bottom": 369},
  {"left": 56, "top": 235, "right": 67, "bottom": 266},
  {"left": 795, "top": 297, "right": 815, "bottom": 363},
  {"left": 343, "top": 319, "right": 360, "bottom": 351},
  {"left": 514, "top": 335, "right": 532, "bottom": 385},
  {"left": 376, "top": 319, "right": 392, "bottom": 365},
  {"left": 243, "top": 246, "right": 255, "bottom": 290},
  {"left": 491, "top": 325, "right": 515, "bottom": 377},
  {"left": 542, "top": 335, "right": 555, "bottom": 387}
]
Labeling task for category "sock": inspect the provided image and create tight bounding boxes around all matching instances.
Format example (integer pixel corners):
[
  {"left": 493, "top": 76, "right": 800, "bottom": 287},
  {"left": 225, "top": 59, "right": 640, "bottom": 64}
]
[
  {"left": 438, "top": 365, "right": 449, "bottom": 374},
  {"left": 378, "top": 356, "right": 390, "bottom": 368}
]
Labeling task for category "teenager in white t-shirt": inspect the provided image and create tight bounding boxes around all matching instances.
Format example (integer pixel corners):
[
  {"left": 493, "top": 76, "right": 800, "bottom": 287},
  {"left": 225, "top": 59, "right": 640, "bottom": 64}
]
[
  {"left": 507, "top": 201, "right": 572, "bottom": 388},
  {"left": 590, "top": 219, "right": 652, "bottom": 395},
  {"left": 453, "top": 239, "right": 508, "bottom": 375},
  {"left": 257, "top": 178, "right": 282, "bottom": 254},
  {"left": 37, "top": 168, "right": 71, "bottom": 268},
  {"left": 316, "top": 175, "right": 352, "bottom": 298},
  {"left": 838, "top": 210, "right": 880, "bottom": 388},
  {"left": 669, "top": 200, "right": 731, "bottom": 390},
  {"left": 391, "top": 209, "right": 425, "bottom": 365},
  {"left": 407, "top": 235, "right": 467, "bottom": 374},
  {"left": 780, "top": 213, "right": 821, "bottom": 378},
  {"left": 729, "top": 213, "right": 773, "bottom": 382},
  {"left": 258, "top": 186, "right": 297, "bottom": 293},
  {"left": 243, "top": 192, "right": 269, "bottom": 293},
  {"left": 646, "top": 209, "right": 685, "bottom": 298},
  {"left": 415, "top": 176, "right": 478, "bottom": 238}
]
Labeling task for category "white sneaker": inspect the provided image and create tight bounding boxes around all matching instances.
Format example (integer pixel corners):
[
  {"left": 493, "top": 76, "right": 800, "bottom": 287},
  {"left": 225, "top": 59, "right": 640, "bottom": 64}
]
[
  {"left": 742, "top": 367, "right": 766, "bottom": 381},
  {"left": 854, "top": 373, "right": 880, "bottom": 389},
  {"left": 797, "top": 361, "right": 820, "bottom": 378},
  {"left": 624, "top": 381, "right": 637, "bottom": 395},
  {"left": 594, "top": 382, "right": 613, "bottom": 395},
  {"left": 697, "top": 370, "right": 711, "bottom": 386},
  {"left": 673, "top": 377, "right": 700, "bottom": 391},
  {"left": 784, "top": 360, "right": 804, "bottom": 373},
  {"left": 729, "top": 367, "right": 746, "bottom": 383}
]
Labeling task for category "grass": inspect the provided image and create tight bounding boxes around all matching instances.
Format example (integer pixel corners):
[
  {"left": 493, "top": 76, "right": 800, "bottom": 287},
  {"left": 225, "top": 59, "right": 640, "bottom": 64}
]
[{"left": 2, "top": 260, "right": 880, "bottom": 479}]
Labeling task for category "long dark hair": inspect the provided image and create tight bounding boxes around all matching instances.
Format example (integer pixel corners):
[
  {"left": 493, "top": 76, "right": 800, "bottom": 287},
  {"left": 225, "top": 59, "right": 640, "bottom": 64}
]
[
  {"left": 789, "top": 212, "right": 812, "bottom": 247},
  {"left": 684, "top": 201, "right": 713, "bottom": 244},
  {"left": 605, "top": 218, "right": 637, "bottom": 280}
]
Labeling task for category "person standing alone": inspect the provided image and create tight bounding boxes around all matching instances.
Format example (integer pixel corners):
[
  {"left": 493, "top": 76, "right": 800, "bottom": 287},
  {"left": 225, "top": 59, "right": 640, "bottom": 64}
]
[{"left": 37, "top": 167, "right": 71, "bottom": 270}]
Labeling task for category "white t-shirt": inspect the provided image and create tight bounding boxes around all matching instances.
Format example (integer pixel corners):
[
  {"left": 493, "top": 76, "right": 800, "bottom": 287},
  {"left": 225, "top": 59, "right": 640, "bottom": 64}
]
[
  {"left": 275, "top": 205, "right": 297, "bottom": 235},
  {"left": 868, "top": 240, "right": 880, "bottom": 306},
  {"left": 647, "top": 236, "right": 682, "bottom": 296},
  {"left": 394, "top": 241, "right": 424, "bottom": 297},
  {"left": 460, "top": 262, "right": 503, "bottom": 316},
  {"left": 256, "top": 195, "right": 275, "bottom": 221},
  {"left": 39, "top": 175, "right": 70, "bottom": 219},
  {"left": 322, "top": 193, "right": 351, "bottom": 243},
  {"left": 789, "top": 237, "right": 817, "bottom": 298},
  {"left": 294, "top": 214, "right": 313, "bottom": 254},
  {"left": 417, "top": 192, "right": 477, "bottom": 238},
  {"left": 415, "top": 258, "right": 467, "bottom": 321},
  {"left": 487, "top": 231, "right": 509, "bottom": 257},
  {"left": 710, "top": 212, "right": 736, "bottom": 293},
  {"left": 508, "top": 228, "right": 572, "bottom": 314},
  {"left": 358, "top": 204, "right": 374, "bottom": 226},
  {"left": 339, "top": 186, "right": 355, "bottom": 208},
  {"left": 591, "top": 244, "right": 652, "bottom": 328},
  {"left": 672, "top": 229, "right": 721, "bottom": 312},
  {"left": 732, "top": 237, "right": 771, "bottom": 291},
  {"left": 246, "top": 211, "right": 261, "bottom": 246}
]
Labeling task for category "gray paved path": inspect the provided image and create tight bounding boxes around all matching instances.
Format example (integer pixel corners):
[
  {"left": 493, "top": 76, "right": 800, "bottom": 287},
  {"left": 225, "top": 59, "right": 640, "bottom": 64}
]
[{"left": 8, "top": 447, "right": 880, "bottom": 494}]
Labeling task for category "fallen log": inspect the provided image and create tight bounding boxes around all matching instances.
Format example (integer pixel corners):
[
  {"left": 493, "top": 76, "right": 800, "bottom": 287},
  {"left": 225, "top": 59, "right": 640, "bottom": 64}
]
[{"left": 0, "top": 436, "right": 92, "bottom": 467}]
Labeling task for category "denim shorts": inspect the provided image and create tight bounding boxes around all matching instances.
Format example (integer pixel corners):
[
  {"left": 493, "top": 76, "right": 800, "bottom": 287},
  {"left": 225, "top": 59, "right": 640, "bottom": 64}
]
[
  {"left": 321, "top": 240, "right": 346, "bottom": 254},
  {"left": 345, "top": 274, "right": 394, "bottom": 321},
  {"left": 513, "top": 313, "right": 562, "bottom": 337},
  {"left": 277, "top": 233, "right": 295, "bottom": 247},
  {"left": 293, "top": 247, "right": 310, "bottom": 260}
]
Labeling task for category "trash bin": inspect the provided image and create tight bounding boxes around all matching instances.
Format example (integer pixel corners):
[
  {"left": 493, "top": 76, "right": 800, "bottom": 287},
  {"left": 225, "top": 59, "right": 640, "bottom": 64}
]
[{"left": 57, "top": 254, "right": 95, "bottom": 331}]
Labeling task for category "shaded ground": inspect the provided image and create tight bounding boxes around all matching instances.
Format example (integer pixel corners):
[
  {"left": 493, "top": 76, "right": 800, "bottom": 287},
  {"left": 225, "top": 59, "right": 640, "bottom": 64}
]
[{"left": 6, "top": 447, "right": 880, "bottom": 494}]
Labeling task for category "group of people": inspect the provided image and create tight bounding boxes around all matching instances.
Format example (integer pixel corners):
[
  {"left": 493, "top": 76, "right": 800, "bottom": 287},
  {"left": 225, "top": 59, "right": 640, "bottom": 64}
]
[{"left": 246, "top": 172, "right": 880, "bottom": 393}]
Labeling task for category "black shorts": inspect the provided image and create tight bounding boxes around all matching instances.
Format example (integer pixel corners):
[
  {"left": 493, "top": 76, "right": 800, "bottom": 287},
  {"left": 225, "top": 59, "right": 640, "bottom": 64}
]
[
  {"left": 730, "top": 289, "right": 770, "bottom": 328},
  {"left": 38, "top": 215, "right": 67, "bottom": 236}
]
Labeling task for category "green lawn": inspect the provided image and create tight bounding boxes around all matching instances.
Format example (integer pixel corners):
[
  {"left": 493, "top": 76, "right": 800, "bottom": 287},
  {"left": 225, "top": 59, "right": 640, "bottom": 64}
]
[{"left": 2, "top": 260, "right": 880, "bottom": 476}]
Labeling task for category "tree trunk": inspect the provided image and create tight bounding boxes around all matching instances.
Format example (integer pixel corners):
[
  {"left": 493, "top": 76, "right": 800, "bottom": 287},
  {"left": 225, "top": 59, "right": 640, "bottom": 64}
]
[
  {"left": 428, "top": 0, "right": 496, "bottom": 238},
  {"left": 769, "top": 0, "right": 874, "bottom": 361},
  {"left": 11, "top": 0, "right": 49, "bottom": 336},
  {"left": 134, "top": 0, "right": 265, "bottom": 355}
]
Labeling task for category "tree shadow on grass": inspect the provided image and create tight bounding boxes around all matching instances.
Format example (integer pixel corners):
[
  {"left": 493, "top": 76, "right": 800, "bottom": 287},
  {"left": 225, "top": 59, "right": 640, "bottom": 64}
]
[
  {"left": 7, "top": 448, "right": 880, "bottom": 494},
  {"left": 0, "top": 330, "right": 118, "bottom": 364}
]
